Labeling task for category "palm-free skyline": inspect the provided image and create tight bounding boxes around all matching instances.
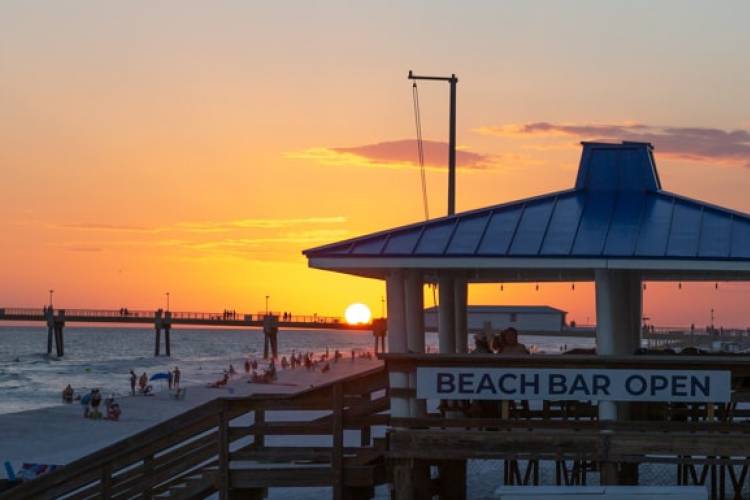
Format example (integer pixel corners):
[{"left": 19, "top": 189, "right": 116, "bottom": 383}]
[{"left": 2, "top": 1, "right": 750, "bottom": 326}]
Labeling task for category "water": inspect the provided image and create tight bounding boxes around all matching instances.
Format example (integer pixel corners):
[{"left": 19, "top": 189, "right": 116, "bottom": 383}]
[{"left": 0, "top": 325, "right": 593, "bottom": 415}]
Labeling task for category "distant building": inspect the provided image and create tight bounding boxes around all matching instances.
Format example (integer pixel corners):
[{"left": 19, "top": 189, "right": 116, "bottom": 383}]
[{"left": 424, "top": 305, "right": 567, "bottom": 333}]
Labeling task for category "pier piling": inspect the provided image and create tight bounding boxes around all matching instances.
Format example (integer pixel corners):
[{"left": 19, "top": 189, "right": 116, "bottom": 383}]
[
  {"left": 262, "top": 315, "right": 279, "bottom": 359},
  {"left": 45, "top": 307, "right": 65, "bottom": 356},
  {"left": 154, "top": 309, "right": 172, "bottom": 357}
]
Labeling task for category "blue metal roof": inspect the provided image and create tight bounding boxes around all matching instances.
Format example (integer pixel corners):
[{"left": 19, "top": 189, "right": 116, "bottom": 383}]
[{"left": 304, "top": 142, "right": 750, "bottom": 261}]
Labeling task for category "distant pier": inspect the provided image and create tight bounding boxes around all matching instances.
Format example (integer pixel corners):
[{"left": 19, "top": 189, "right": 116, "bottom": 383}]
[{"left": 0, "top": 307, "right": 374, "bottom": 359}]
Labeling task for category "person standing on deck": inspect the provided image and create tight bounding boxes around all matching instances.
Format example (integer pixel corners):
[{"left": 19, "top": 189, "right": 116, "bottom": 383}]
[
  {"left": 129, "top": 370, "right": 137, "bottom": 396},
  {"left": 173, "top": 366, "right": 181, "bottom": 389}
]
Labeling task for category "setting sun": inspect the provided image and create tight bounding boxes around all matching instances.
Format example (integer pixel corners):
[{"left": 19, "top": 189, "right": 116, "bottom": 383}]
[{"left": 344, "top": 303, "right": 371, "bottom": 325}]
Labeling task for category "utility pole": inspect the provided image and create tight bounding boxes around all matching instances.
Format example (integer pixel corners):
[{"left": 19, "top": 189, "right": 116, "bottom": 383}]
[
  {"left": 265, "top": 295, "right": 270, "bottom": 316},
  {"left": 49, "top": 289, "right": 54, "bottom": 307},
  {"left": 408, "top": 70, "right": 458, "bottom": 215},
  {"left": 166, "top": 292, "right": 170, "bottom": 311}
]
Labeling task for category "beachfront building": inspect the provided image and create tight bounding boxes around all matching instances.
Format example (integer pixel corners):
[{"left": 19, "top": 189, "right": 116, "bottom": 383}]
[
  {"left": 424, "top": 305, "right": 567, "bottom": 333},
  {"left": 304, "top": 141, "right": 750, "bottom": 498}
]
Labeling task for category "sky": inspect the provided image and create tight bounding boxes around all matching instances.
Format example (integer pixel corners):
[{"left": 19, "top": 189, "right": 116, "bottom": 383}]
[{"left": 1, "top": 1, "right": 750, "bottom": 327}]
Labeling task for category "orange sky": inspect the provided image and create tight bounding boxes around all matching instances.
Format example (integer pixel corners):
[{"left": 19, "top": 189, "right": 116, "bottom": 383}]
[{"left": 2, "top": 2, "right": 750, "bottom": 327}]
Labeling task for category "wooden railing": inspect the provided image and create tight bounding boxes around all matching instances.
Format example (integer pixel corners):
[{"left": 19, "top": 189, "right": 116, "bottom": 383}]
[
  {"left": 1, "top": 366, "right": 389, "bottom": 500},
  {"left": 384, "top": 354, "right": 750, "bottom": 500}
]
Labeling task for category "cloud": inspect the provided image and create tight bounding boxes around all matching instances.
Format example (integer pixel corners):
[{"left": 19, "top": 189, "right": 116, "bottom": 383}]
[
  {"left": 285, "top": 139, "right": 488, "bottom": 171},
  {"left": 186, "top": 230, "right": 351, "bottom": 251},
  {"left": 476, "top": 122, "right": 750, "bottom": 167},
  {"left": 60, "top": 216, "right": 347, "bottom": 234},
  {"left": 62, "top": 223, "right": 157, "bottom": 232},
  {"left": 174, "top": 216, "right": 347, "bottom": 233},
  {"left": 67, "top": 246, "right": 103, "bottom": 252}
]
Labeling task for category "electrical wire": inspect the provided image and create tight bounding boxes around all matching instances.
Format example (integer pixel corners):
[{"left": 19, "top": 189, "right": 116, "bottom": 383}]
[{"left": 412, "top": 82, "right": 429, "bottom": 220}]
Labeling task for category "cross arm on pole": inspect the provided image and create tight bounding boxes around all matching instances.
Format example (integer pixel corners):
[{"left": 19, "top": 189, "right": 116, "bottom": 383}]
[{"left": 408, "top": 70, "right": 457, "bottom": 82}]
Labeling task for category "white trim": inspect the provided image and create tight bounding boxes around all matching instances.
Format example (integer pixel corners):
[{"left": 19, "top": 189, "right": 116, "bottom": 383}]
[{"left": 309, "top": 256, "right": 750, "bottom": 273}]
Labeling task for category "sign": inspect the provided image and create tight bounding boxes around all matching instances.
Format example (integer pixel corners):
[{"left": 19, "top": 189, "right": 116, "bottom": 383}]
[{"left": 416, "top": 367, "right": 731, "bottom": 403}]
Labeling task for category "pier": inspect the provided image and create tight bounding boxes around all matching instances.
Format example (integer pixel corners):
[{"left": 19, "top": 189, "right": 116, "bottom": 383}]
[{"left": 0, "top": 307, "right": 372, "bottom": 359}]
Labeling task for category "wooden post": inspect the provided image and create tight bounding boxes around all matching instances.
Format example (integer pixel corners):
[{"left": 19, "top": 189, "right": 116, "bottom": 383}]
[
  {"left": 254, "top": 408, "right": 265, "bottom": 449},
  {"left": 218, "top": 401, "right": 230, "bottom": 500},
  {"left": 393, "top": 459, "right": 415, "bottom": 500},
  {"left": 438, "top": 460, "right": 466, "bottom": 500},
  {"left": 164, "top": 326, "right": 171, "bottom": 357},
  {"left": 154, "top": 327, "right": 161, "bottom": 357},
  {"left": 47, "top": 325, "right": 53, "bottom": 354},
  {"left": 100, "top": 463, "right": 112, "bottom": 497},
  {"left": 142, "top": 454, "right": 154, "bottom": 499},
  {"left": 332, "top": 383, "right": 344, "bottom": 500}
]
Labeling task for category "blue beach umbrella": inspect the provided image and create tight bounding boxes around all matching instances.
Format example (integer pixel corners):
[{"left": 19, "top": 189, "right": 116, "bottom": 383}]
[{"left": 150, "top": 372, "right": 170, "bottom": 381}]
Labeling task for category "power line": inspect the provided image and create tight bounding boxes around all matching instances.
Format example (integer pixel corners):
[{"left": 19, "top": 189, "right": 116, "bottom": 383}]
[{"left": 412, "top": 82, "right": 429, "bottom": 220}]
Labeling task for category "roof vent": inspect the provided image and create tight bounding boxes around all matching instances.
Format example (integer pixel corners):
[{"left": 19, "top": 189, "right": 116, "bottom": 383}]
[{"left": 574, "top": 141, "right": 661, "bottom": 192}]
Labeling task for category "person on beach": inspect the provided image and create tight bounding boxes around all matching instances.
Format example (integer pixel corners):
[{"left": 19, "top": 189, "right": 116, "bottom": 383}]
[
  {"left": 168, "top": 370, "right": 173, "bottom": 390},
  {"left": 229, "top": 364, "right": 237, "bottom": 376},
  {"left": 281, "top": 356, "right": 289, "bottom": 369},
  {"left": 138, "top": 372, "right": 150, "bottom": 394},
  {"left": 107, "top": 402, "right": 121, "bottom": 421},
  {"left": 244, "top": 359, "right": 250, "bottom": 374},
  {"left": 129, "top": 370, "right": 137, "bottom": 396},
  {"left": 62, "top": 384, "right": 74, "bottom": 403},
  {"left": 173, "top": 367, "right": 181, "bottom": 389}
]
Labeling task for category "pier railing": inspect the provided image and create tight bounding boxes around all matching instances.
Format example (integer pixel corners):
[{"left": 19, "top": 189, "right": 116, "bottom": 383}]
[
  {"left": 0, "top": 307, "right": 350, "bottom": 326},
  {"left": 1, "top": 365, "right": 389, "bottom": 500}
]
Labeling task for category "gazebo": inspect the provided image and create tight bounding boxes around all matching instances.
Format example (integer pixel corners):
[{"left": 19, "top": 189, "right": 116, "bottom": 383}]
[
  {"left": 305, "top": 140, "right": 750, "bottom": 356},
  {"left": 304, "top": 142, "right": 750, "bottom": 496}
]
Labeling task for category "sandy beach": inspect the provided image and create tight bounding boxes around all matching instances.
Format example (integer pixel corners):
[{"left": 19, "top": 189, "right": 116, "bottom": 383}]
[{"left": 0, "top": 357, "right": 383, "bottom": 474}]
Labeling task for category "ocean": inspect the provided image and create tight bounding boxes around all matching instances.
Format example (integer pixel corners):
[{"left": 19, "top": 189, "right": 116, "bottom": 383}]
[{"left": 0, "top": 324, "right": 593, "bottom": 415}]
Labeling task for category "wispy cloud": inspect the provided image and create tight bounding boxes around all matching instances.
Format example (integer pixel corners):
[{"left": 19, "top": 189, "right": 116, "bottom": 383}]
[
  {"left": 174, "top": 217, "right": 347, "bottom": 233},
  {"left": 62, "top": 223, "right": 158, "bottom": 232},
  {"left": 186, "top": 229, "right": 351, "bottom": 251},
  {"left": 55, "top": 219, "right": 350, "bottom": 262},
  {"left": 286, "top": 139, "right": 489, "bottom": 171},
  {"left": 476, "top": 122, "right": 750, "bottom": 167},
  {"left": 60, "top": 216, "right": 347, "bottom": 234}
]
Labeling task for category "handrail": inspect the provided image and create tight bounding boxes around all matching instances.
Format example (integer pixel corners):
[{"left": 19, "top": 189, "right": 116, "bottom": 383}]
[
  {"left": 1, "top": 365, "right": 388, "bottom": 499},
  {"left": 383, "top": 353, "right": 750, "bottom": 376}
]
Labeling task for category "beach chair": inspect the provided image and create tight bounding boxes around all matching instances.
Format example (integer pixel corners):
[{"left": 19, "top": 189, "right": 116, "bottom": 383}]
[{"left": 15, "top": 463, "right": 61, "bottom": 481}]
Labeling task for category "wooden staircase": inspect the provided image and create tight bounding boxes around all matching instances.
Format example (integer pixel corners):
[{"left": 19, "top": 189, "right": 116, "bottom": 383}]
[{"left": 0, "top": 365, "right": 389, "bottom": 500}]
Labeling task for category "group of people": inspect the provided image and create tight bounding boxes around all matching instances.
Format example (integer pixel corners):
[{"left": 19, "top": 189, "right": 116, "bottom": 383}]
[
  {"left": 61, "top": 385, "right": 121, "bottom": 420},
  {"left": 473, "top": 326, "right": 529, "bottom": 355}
]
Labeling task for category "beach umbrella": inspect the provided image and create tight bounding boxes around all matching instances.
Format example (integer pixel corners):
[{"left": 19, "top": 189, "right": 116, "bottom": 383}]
[{"left": 150, "top": 372, "right": 170, "bottom": 381}]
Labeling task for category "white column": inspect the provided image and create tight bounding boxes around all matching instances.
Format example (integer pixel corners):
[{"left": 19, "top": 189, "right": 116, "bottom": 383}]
[
  {"left": 438, "top": 275, "right": 456, "bottom": 353},
  {"left": 595, "top": 269, "right": 642, "bottom": 420},
  {"left": 386, "top": 270, "right": 409, "bottom": 418},
  {"left": 405, "top": 271, "right": 425, "bottom": 354},
  {"left": 454, "top": 278, "right": 468, "bottom": 354},
  {"left": 404, "top": 270, "right": 426, "bottom": 416}
]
